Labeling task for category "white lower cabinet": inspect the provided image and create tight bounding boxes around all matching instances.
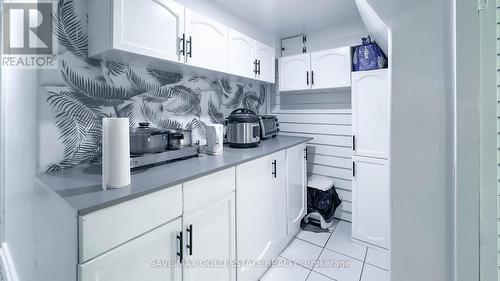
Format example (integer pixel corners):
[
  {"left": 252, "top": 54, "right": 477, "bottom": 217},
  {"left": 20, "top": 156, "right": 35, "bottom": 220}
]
[
  {"left": 271, "top": 151, "right": 288, "bottom": 256},
  {"left": 236, "top": 145, "right": 307, "bottom": 281},
  {"left": 76, "top": 146, "right": 308, "bottom": 281},
  {"left": 286, "top": 144, "right": 307, "bottom": 236},
  {"left": 79, "top": 218, "right": 182, "bottom": 281},
  {"left": 352, "top": 156, "right": 390, "bottom": 249},
  {"left": 236, "top": 155, "right": 274, "bottom": 281},
  {"left": 183, "top": 193, "right": 236, "bottom": 281}
]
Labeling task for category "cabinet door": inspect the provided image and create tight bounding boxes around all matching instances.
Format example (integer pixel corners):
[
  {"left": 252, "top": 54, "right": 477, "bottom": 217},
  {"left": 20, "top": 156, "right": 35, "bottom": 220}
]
[
  {"left": 310, "top": 47, "right": 352, "bottom": 89},
  {"left": 271, "top": 150, "right": 288, "bottom": 255},
  {"left": 183, "top": 193, "right": 236, "bottom": 281},
  {"left": 79, "top": 218, "right": 182, "bottom": 281},
  {"left": 278, "top": 53, "right": 311, "bottom": 91},
  {"left": 113, "top": 0, "right": 184, "bottom": 62},
  {"left": 286, "top": 144, "right": 307, "bottom": 236},
  {"left": 228, "top": 28, "right": 256, "bottom": 79},
  {"left": 185, "top": 8, "right": 228, "bottom": 72},
  {"left": 352, "top": 156, "right": 390, "bottom": 249},
  {"left": 236, "top": 156, "right": 273, "bottom": 281},
  {"left": 352, "top": 69, "right": 390, "bottom": 159},
  {"left": 255, "top": 41, "right": 276, "bottom": 83}
]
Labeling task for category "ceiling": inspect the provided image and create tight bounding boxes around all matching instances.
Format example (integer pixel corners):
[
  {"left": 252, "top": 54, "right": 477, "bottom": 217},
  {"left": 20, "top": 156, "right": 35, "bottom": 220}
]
[{"left": 207, "top": 0, "right": 363, "bottom": 37}]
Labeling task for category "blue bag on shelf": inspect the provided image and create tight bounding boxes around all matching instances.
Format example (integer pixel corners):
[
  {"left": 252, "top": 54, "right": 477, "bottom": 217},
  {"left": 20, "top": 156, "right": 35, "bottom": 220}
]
[{"left": 352, "top": 36, "right": 387, "bottom": 71}]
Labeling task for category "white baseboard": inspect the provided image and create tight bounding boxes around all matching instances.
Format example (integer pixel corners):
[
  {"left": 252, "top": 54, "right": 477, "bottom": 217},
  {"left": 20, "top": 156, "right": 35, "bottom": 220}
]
[{"left": 0, "top": 243, "right": 18, "bottom": 281}]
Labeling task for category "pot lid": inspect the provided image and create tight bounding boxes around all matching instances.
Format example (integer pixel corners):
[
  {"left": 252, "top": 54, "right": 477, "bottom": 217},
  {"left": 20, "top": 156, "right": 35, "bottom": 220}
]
[
  {"left": 130, "top": 122, "right": 168, "bottom": 136},
  {"left": 227, "top": 108, "right": 259, "bottom": 123}
]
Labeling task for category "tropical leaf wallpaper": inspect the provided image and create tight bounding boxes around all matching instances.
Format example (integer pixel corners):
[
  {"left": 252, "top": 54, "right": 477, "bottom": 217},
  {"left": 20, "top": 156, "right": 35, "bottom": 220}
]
[{"left": 39, "top": 0, "right": 267, "bottom": 172}]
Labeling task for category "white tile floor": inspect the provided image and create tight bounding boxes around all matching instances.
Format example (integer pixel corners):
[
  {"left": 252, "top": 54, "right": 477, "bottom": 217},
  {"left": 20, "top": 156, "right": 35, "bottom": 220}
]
[{"left": 260, "top": 220, "right": 390, "bottom": 281}]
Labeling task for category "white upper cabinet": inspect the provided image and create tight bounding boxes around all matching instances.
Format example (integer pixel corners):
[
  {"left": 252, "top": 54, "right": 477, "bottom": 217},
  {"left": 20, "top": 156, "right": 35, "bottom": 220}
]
[
  {"left": 89, "top": 0, "right": 184, "bottom": 62},
  {"left": 184, "top": 8, "right": 228, "bottom": 72},
  {"left": 352, "top": 69, "right": 390, "bottom": 159},
  {"left": 310, "top": 47, "right": 351, "bottom": 89},
  {"left": 278, "top": 53, "right": 311, "bottom": 91},
  {"left": 228, "top": 28, "right": 256, "bottom": 79},
  {"left": 89, "top": 0, "right": 275, "bottom": 83},
  {"left": 255, "top": 41, "right": 276, "bottom": 83},
  {"left": 352, "top": 156, "right": 390, "bottom": 249},
  {"left": 278, "top": 46, "right": 352, "bottom": 92}
]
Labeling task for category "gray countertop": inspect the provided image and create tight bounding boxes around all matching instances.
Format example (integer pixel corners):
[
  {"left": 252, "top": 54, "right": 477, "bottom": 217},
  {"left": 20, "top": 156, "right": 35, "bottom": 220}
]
[{"left": 36, "top": 136, "right": 312, "bottom": 215}]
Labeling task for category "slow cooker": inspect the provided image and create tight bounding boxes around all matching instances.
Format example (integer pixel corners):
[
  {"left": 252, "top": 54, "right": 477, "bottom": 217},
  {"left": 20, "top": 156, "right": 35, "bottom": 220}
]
[{"left": 226, "top": 108, "right": 261, "bottom": 148}]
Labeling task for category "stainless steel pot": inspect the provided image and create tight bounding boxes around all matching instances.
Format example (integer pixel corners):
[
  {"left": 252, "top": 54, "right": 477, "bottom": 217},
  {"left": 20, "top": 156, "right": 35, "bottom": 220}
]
[
  {"left": 168, "top": 129, "right": 192, "bottom": 150},
  {"left": 129, "top": 122, "right": 169, "bottom": 155}
]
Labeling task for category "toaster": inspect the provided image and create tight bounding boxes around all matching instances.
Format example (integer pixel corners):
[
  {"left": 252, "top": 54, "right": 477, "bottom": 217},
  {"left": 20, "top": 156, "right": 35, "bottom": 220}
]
[{"left": 259, "top": 115, "right": 280, "bottom": 140}]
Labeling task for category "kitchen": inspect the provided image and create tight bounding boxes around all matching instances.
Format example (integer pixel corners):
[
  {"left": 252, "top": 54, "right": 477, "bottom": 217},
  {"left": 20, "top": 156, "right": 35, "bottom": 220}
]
[{"left": 0, "top": 0, "right": 482, "bottom": 281}]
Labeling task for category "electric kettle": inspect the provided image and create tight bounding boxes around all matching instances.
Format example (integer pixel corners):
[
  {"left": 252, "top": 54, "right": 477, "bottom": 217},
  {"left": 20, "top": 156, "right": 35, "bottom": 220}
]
[{"left": 206, "top": 124, "right": 224, "bottom": 155}]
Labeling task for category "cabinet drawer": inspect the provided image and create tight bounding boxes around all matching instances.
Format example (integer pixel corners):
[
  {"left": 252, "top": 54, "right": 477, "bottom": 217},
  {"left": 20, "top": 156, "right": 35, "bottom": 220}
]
[
  {"left": 183, "top": 167, "right": 235, "bottom": 213},
  {"left": 79, "top": 185, "right": 182, "bottom": 262}
]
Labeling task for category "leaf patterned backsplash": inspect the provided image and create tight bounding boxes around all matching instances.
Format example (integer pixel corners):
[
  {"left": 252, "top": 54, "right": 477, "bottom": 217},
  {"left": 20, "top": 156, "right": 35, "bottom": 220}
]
[{"left": 39, "top": 0, "right": 267, "bottom": 173}]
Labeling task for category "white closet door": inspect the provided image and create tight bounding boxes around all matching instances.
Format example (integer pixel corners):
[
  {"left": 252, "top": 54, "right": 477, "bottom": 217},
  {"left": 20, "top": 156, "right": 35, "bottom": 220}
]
[
  {"left": 352, "top": 69, "right": 390, "bottom": 159},
  {"left": 113, "top": 0, "right": 184, "bottom": 62},
  {"left": 310, "top": 47, "right": 351, "bottom": 88},
  {"left": 228, "top": 28, "right": 256, "bottom": 78},
  {"left": 183, "top": 193, "right": 236, "bottom": 281},
  {"left": 185, "top": 8, "right": 228, "bottom": 72},
  {"left": 286, "top": 144, "right": 307, "bottom": 236},
  {"left": 236, "top": 156, "right": 274, "bottom": 281},
  {"left": 79, "top": 218, "right": 182, "bottom": 281},
  {"left": 352, "top": 156, "right": 390, "bottom": 249},
  {"left": 255, "top": 41, "right": 276, "bottom": 83},
  {"left": 278, "top": 53, "right": 311, "bottom": 91}
]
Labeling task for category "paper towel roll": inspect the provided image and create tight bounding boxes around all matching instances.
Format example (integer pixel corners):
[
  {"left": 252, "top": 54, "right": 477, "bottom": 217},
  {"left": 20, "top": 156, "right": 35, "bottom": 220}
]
[{"left": 102, "top": 118, "right": 130, "bottom": 190}]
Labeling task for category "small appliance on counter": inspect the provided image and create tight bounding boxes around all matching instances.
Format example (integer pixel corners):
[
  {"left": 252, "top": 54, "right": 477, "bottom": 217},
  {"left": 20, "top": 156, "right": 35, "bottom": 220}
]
[
  {"left": 226, "top": 108, "right": 261, "bottom": 148},
  {"left": 129, "top": 122, "right": 199, "bottom": 169},
  {"left": 259, "top": 115, "right": 280, "bottom": 140},
  {"left": 206, "top": 124, "right": 224, "bottom": 155}
]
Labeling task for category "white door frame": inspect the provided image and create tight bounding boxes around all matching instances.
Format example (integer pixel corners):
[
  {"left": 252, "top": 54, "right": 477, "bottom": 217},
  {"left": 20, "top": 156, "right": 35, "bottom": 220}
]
[
  {"left": 454, "top": 0, "right": 481, "bottom": 280},
  {"left": 0, "top": 0, "right": 5, "bottom": 245},
  {"left": 478, "top": 0, "right": 498, "bottom": 280}
]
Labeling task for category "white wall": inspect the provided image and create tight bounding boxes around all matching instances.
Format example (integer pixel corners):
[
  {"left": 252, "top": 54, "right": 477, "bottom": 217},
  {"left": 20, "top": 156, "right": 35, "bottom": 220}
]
[
  {"left": 1, "top": 1, "right": 39, "bottom": 280},
  {"left": 2, "top": 68, "right": 38, "bottom": 281},
  {"left": 365, "top": 0, "right": 455, "bottom": 280},
  {"left": 354, "top": 0, "right": 389, "bottom": 54}
]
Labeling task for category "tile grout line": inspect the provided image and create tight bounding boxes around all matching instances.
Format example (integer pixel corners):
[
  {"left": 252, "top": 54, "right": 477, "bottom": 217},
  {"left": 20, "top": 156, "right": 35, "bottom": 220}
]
[
  {"left": 307, "top": 223, "right": 341, "bottom": 280},
  {"left": 303, "top": 223, "right": 338, "bottom": 281},
  {"left": 358, "top": 247, "right": 369, "bottom": 281},
  {"left": 364, "top": 260, "right": 390, "bottom": 272}
]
